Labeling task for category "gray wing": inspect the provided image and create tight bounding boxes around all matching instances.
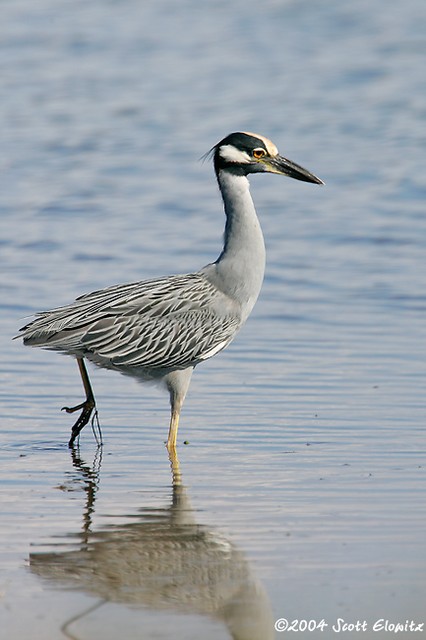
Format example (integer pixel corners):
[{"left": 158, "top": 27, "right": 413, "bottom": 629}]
[{"left": 20, "top": 273, "right": 242, "bottom": 370}]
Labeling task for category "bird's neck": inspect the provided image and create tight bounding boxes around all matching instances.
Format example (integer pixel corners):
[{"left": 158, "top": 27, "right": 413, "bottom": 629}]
[{"left": 213, "top": 169, "right": 266, "bottom": 320}]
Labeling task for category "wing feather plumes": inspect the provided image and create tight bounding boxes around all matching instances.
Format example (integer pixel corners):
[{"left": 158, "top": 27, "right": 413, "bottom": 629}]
[{"left": 19, "top": 273, "right": 241, "bottom": 373}]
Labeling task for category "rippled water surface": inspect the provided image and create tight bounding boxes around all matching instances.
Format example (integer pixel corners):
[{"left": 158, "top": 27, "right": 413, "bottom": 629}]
[{"left": 1, "top": 1, "right": 425, "bottom": 638}]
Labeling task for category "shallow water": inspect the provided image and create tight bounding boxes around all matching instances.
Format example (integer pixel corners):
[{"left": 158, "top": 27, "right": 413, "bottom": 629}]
[{"left": 1, "top": 1, "right": 426, "bottom": 638}]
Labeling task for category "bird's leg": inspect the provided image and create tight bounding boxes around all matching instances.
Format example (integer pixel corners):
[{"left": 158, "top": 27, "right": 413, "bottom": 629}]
[
  {"left": 165, "top": 368, "right": 193, "bottom": 451},
  {"left": 62, "top": 358, "right": 100, "bottom": 448},
  {"left": 167, "top": 406, "right": 181, "bottom": 451}
]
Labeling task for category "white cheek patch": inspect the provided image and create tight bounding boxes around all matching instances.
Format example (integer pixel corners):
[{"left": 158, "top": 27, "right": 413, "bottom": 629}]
[{"left": 219, "top": 144, "right": 251, "bottom": 164}]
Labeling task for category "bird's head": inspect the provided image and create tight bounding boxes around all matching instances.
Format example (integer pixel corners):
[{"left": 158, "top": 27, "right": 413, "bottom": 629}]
[{"left": 210, "top": 131, "right": 324, "bottom": 184}]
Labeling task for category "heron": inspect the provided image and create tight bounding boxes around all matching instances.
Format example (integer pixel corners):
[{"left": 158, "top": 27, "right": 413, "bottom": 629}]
[{"left": 18, "top": 132, "right": 323, "bottom": 450}]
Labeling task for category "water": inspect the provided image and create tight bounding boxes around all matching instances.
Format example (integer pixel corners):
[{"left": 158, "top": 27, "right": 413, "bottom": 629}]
[{"left": 1, "top": 1, "right": 425, "bottom": 638}]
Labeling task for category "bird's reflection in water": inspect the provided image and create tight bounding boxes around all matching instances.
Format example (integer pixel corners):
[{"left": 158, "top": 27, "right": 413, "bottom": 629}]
[{"left": 30, "top": 448, "right": 274, "bottom": 640}]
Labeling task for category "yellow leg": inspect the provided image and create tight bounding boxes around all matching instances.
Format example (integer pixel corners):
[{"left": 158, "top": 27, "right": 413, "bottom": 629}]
[
  {"left": 167, "top": 407, "right": 180, "bottom": 451},
  {"left": 165, "top": 367, "right": 193, "bottom": 451}
]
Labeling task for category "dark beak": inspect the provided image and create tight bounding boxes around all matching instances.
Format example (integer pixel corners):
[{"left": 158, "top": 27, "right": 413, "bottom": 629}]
[{"left": 266, "top": 155, "right": 324, "bottom": 184}]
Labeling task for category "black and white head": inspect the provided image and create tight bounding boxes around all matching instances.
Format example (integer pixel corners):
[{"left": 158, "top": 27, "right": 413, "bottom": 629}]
[{"left": 211, "top": 131, "right": 323, "bottom": 184}]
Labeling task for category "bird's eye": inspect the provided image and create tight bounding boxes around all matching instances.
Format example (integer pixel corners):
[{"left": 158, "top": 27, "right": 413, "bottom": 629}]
[{"left": 253, "top": 148, "right": 266, "bottom": 159}]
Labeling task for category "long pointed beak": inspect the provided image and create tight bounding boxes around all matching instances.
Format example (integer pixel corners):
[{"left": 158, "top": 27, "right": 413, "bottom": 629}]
[{"left": 266, "top": 155, "right": 324, "bottom": 184}]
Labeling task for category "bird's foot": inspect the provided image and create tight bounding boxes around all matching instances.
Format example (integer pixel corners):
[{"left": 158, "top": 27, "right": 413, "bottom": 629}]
[{"left": 62, "top": 398, "right": 101, "bottom": 448}]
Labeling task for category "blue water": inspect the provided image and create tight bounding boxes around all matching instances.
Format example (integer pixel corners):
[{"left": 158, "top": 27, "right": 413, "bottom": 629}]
[{"left": 1, "top": 1, "right": 425, "bottom": 638}]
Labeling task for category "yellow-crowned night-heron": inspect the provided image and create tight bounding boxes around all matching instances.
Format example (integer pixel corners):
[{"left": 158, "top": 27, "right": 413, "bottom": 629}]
[{"left": 18, "top": 132, "right": 323, "bottom": 450}]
